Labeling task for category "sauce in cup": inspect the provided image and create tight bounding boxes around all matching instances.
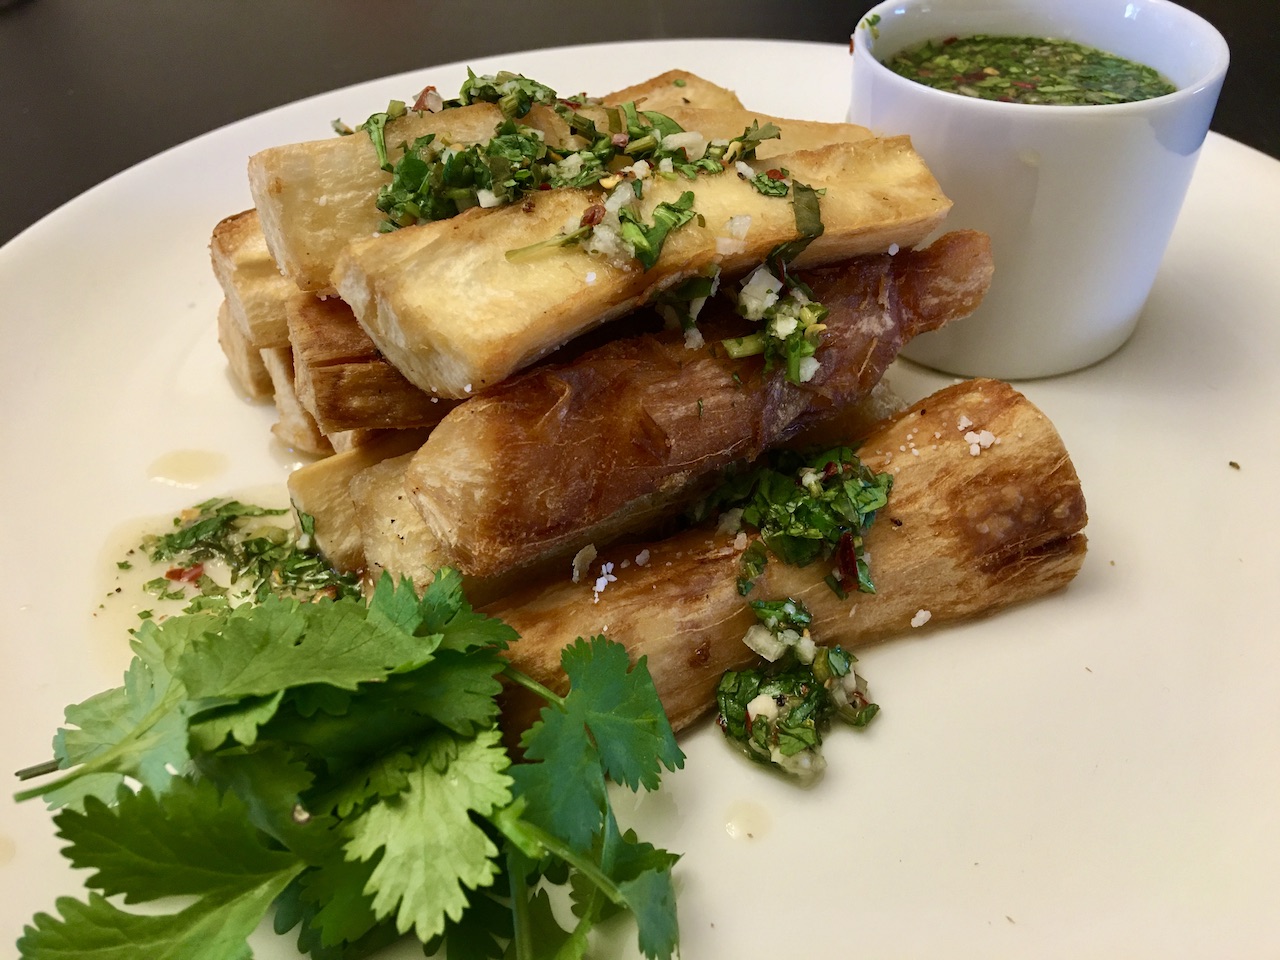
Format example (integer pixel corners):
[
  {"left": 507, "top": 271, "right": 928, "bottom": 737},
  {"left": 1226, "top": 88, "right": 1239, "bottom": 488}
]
[{"left": 884, "top": 34, "right": 1176, "bottom": 105}]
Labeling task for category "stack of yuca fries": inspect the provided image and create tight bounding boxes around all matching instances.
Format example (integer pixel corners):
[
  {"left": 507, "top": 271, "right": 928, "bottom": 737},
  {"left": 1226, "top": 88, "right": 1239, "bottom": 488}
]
[{"left": 210, "top": 68, "right": 1087, "bottom": 732}]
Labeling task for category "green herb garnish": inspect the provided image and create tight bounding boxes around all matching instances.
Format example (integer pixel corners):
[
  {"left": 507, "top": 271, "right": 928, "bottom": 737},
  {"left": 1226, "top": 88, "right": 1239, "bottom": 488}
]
[
  {"left": 698, "top": 446, "right": 891, "bottom": 595},
  {"left": 358, "top": 99, "right": 408, "bottom": 172},
  {"left": 715, "top": 600, "right": 878, "bottom": 781},
  {"left": 619, "top": 191, "right": 698, "bottom": 270},
  {"left": 15, "top": 565, "right": 684, "bottom": 959},
  {"left": 652, "top": 265, "right": 721, "bottom": 331},
  {"left": 449, "top": 69, "right": 561, "bottom": 119},
  {"left": 140, "top": 498, "right": 359, "bottom": 605},
  {"left": 721, "top": 180, "right": 829, "bottom": 385}
]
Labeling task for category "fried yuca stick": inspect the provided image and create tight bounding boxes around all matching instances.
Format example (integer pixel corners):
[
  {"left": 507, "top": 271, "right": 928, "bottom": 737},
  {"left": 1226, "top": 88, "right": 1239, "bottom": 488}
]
[
  {"left": 287, "top": 294, "right": 459, "bottom": 433},
  {"left": 335, "top": 136, "right": 951, "bottom": 397},
  {"left": 490, "top": 378, "right": 1088, "bottom": 735},
  {"left": 408, "top": 231, "right": 992, "bottom": 578},
  {"left": 248, "top": 71, "right": 748, "bottom": 294}
]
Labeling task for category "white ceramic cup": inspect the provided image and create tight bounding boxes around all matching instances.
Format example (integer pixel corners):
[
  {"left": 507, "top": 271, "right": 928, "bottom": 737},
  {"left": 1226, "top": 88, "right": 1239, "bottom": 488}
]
[{"left": 849, "top": 0, "right": 1228, "bottom": 379}]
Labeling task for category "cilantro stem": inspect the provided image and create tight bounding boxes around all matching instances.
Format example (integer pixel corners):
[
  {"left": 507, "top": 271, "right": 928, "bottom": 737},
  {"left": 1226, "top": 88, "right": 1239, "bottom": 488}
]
[
  {"left": 502, "top": 666, "right": 566, "bottom": 708},
  {"left": 13, "top": 758, "right": 60, "bottom": 781},
  {"left": 498, "top": 817, "right": 627, "bottom": 910},
  {"left": 506, "top": 847, "right": 536, "bottom": 960}
]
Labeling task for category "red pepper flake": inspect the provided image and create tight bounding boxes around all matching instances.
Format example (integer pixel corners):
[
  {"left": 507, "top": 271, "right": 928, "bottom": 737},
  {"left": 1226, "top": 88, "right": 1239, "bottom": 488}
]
[
  {"left": 835, "top": 532, "right": 860, "bottom": 581},
  {"left": 538, "top": 182, "right": 552, "bottom": 190},
  {"left": 164, "top": 563, "right": 204, "bottom": 583},
  {"left": 765, "top": 169, "right": 786, "bottom": 181},
  {"left": 579, "top": 203, "right": 606, "bottom": 227}
]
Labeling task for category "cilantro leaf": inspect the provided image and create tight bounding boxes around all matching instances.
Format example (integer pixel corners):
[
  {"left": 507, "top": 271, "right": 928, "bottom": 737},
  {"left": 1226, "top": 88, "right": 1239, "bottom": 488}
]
[
  {"left": 273, "top": 874, "right": 402, "bottom": 960},
  {"left": 55, "top": 779, "right": 299, "bottom": 902},
  {"left": 285, "top": 855, "right": 384, "bottom": 949},
  {"left": 17, "top": 872, "right": 300, "bottom": 960},
  {"left": 559, "top": 639, "right": 684, "bottom": 792},
  {"left": 414, "top": 567, "right": 518, "bottom": 653},
  {"left": 423, "top": 885, "right": 514, "bottom": 960},
  {"left": 178, "top": 595, "right": 433, "bottom": 699},
  {"left": 24, "top": 619, "right": 193, "bottom": 810},
  {"left": 344, "top": 728, "right": 512, "bottom": 941},
  {"left": 186, "top": 691, "right": 285, "bottom": 752},
  {"left": 512, "top": 637, "right": 683, "bottom": 849}
]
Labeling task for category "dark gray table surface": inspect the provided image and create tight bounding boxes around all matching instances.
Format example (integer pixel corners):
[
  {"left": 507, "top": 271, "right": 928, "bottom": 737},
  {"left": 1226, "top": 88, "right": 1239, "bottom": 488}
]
[{"left": 1, "top": 0, "right": 1274, "bottom": 247}]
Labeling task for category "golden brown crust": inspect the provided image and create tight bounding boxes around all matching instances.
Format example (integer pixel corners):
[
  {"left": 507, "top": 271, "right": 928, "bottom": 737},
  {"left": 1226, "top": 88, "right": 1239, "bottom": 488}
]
[
  {"left": 259, "top": 346, "right": 333, "bottom": 457},
  {"left": 488, "top": 379, "right": 1087, "bottom": 735},
  {"left": 286, "top": 294, "right": 458, "bottom": 432},
  {"left": 286, "top": 429, "right": 432, "bottom": 572},
  {"left": 247, "top": 103, "right": 508, "bottom": 293},
  {"left": 209, "top": 209, "right": 296, "bottom": 349},
  {"left": 406, "top": 232, "right": 992, "bottom": 578},
  {"left": 215, "top": 300, "right": 274, "bottom": 400},
  {"left": 602, "top": 71, "right": 745, "bottom": 111}
]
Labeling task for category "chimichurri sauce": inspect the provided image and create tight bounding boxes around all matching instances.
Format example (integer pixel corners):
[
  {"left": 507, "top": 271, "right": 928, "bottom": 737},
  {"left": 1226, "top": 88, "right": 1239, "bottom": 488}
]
[{"left": 884, "top": 35, "right": 1176, "bottom": 105}]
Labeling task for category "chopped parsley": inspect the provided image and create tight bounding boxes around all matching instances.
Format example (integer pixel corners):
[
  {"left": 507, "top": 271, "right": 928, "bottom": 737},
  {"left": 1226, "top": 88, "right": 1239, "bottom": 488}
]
[
  {"left": 652, "top": 265, "right": 721, "bottom": 331},
  {"left": 619, "top": 191, "right": 698, "bottom": 269},
  {"left": 140, "top": 498, "right": 360, "bottom": 605},
  {"left": 342, "top": 70, "right": 790, "bottom": 271},
  {"left": 716, "top": 599, "right": 878, "bottom": 781},
  {"left": 695, "top": 446, "right": 892, "bottom": 596},
  {"left": 718, "top": 181, "right": 829, "bottom": 385},
  {"left": 447, "top": 68, "right": 560, "bottom": 119},
  {"left": 358, "top": 99, "right": 408, "bottom": 171}
]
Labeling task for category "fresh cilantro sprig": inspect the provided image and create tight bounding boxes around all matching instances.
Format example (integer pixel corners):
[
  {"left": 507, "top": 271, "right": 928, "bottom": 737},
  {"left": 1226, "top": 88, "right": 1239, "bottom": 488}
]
[
  {"left": 16, "top": 561, "right": 684, "bottom": 959},
  {"left": 695, "top": 446, "right": 892, "bottom": 596}
]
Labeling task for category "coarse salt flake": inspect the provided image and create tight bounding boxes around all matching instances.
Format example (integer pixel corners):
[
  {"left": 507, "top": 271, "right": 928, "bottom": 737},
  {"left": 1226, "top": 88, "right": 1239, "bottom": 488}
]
[
  {"left": 964, "top": 429, "right": 997, "bottom": 456},
  {"left": 911, "top": 609, "right": 932, "bottom": 628},
  {"left": 957, "top": 414, "right": 974, "bottom": 431},
  {"left": 635, "top": 549, "right": 651, "bottom": 567},
  {"left": 592, "top": 562, "right": 617, "bottom": 603}
]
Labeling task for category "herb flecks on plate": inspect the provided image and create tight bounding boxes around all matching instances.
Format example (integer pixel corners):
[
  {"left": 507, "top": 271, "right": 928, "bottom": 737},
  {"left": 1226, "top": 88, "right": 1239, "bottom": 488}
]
[
  {"left": 716, "top": 598, "right": 879, "bottom": 781},
  {"left": 16, "top": 503, "right": 684, "bottom": 959},
  {"left": 140, "top": 497, "right": 360, "bottom": 607}
]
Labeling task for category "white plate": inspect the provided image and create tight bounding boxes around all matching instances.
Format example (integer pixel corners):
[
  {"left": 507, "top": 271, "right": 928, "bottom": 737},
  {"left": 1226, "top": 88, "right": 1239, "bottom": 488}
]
[{"left": 2, "top": 39, "right": 1279, "bottom": 959}]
